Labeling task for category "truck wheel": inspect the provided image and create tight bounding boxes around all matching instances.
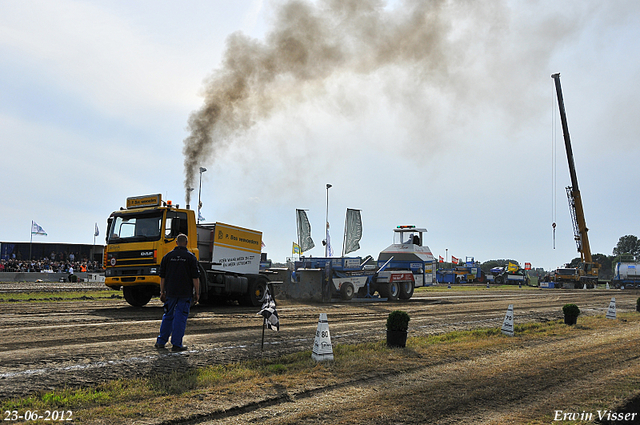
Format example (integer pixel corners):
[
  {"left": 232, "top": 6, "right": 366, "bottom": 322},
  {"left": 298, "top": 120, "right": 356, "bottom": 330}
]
[
  {"left": 340, "top": 282, "right": 355, "bottom": 300},
  {"left": 123, "top": 286, "right": 152, "bottom": 307},
  {"left": 245, "top": 278, "right": 267, "bottom": 307},
  {"left": 383, "top": 281, "right": 399, "bottom": 301},
  {"left": 399, "top": 281, "right": 414, "bottom": 300},
  {"left": 495, "top": 276, "right": 504, "bottom": 285}
]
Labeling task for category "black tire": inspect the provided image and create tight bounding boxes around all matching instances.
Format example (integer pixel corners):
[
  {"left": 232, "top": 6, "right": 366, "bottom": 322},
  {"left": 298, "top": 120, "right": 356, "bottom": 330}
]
[
  {"left": 340, "top": 282, "right": 355, "bottom": 300},
  {"left": 123, "top": 286, "right": 153, "bottom": 307},
  {"left": 398, "top": 280, "right": 414, "bottom": 300},
  {"left": 495, "top": 275, "right": 504, "bottom": 285},
  {"left": 381, "top": 281, "right": 399, "bottom": 301},
  {"left": 244, "top": 277, "right": 268, "bottom": 307}
]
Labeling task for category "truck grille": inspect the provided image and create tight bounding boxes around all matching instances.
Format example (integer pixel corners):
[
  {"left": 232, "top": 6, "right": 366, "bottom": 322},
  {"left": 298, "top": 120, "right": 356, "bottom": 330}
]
[{"left": 107, "top": 249, "right": 157, "bottom": 266}]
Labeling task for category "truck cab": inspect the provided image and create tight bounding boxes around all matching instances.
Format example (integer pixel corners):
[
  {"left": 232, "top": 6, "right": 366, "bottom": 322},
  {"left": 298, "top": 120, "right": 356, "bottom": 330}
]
[{"left": 104, "top": 194, "right": 198, "bottom": 306}]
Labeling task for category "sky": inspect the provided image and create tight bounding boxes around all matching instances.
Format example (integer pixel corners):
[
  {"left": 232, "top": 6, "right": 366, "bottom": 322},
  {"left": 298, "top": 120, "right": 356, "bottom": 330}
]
[{"left": 1, "top": 0, "right": 639, "bottom": 270}]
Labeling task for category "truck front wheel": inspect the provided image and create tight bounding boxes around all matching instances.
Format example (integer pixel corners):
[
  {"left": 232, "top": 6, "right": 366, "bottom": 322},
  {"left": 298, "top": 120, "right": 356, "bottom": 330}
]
[{"left": 123, "top": 286, "right": 153, "bottom": 307}]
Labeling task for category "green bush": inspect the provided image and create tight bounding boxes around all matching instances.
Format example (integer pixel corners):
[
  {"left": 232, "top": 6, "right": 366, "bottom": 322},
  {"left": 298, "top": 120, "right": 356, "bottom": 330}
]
[
  {"left": 562, "top": 303, "right": 580, "bottom": 317},
  {"left": 386, "top": 310, "right": 410, "bottom": 332}
]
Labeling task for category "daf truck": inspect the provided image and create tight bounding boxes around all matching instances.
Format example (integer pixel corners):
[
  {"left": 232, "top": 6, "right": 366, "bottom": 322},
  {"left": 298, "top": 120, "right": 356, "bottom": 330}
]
[{"left": 104, "top": 194, "right": 270, "bottom": 307}]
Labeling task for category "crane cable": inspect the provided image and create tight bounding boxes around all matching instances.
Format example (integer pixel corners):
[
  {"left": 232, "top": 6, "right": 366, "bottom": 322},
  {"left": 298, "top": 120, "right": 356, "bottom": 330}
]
[{"left": 551, "top": 81, "right": 557, "bottom": 249}]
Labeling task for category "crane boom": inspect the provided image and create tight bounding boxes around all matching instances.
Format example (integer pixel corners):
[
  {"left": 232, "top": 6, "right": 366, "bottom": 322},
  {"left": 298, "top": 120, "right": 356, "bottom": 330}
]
[{"left": 551, "top": 73, "right": 599, "bottom": 285}]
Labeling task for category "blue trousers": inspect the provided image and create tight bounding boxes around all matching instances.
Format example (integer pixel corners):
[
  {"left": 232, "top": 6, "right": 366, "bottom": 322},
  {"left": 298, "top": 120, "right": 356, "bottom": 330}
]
[{"left": 156, "top": 297, "right": 191, "bottom": 348}]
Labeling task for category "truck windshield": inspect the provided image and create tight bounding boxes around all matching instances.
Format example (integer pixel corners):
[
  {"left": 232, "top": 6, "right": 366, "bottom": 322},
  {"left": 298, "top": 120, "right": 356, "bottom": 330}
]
[{"left": 107, "top": 211, "right": 163, "bottom": 243}]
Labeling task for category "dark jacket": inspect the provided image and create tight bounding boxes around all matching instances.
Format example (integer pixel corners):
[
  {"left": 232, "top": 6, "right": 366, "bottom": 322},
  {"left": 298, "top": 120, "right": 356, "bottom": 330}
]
[{"left": 159, "top": 246, "right": 200, "bottom": 298}]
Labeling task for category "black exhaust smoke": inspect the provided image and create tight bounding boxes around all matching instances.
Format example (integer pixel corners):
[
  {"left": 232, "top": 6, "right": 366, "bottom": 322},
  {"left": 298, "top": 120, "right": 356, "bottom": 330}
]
[{"left": 182, "top": 0, "right": 462, "bottom": 203}]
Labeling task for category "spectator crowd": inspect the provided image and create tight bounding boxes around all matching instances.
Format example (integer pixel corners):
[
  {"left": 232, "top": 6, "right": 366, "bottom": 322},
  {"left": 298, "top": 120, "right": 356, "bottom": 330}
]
[{"left": 0, "top": 251, "right": 103, "bottom": 273}]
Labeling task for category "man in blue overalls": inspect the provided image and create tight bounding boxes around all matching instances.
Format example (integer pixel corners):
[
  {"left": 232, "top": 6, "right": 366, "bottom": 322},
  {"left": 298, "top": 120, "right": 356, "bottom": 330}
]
[{"left": 155, "top": 233, "right": 200, "bottom": 351}]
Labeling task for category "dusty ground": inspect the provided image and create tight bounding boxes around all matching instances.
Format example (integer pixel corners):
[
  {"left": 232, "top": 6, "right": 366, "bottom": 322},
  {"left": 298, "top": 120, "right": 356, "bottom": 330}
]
[{"left": 1, "top": 282, "right": 639, "bottom": 424}]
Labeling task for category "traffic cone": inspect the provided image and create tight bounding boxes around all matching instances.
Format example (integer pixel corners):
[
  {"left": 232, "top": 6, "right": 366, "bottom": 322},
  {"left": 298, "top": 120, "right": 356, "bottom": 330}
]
[
  {"left": 501, "top": 304, "right": 514, "bottom": 337},
  {"left": 312, "top": 313, "right": 334, "bottom": 361},
  {"left": 606, "top": 297, "right": 616, "bottom": 320}
]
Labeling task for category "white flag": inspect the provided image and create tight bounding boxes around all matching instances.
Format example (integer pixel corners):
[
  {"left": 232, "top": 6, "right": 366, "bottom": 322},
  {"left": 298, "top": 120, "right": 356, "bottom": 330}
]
[
  {"left": 325, "top": 223, "right": 333, "bottom": 257},
  {"left": 94, "top": 223, "right": 100, "bottom": 237},
  {"left": 31, "top": 221, "right": 47, "bottom": 236}
]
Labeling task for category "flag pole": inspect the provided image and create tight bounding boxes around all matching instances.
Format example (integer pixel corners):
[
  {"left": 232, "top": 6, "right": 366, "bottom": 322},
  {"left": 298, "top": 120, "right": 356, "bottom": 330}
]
[
  {"left": 29, "top": 221, "right": 33, "bottom": 261},
  {"left": 342, "top": 209, "right": 347, "bottom": 257},
  {"left": 261, "top": 318, "right": 266, "bottom": 352}
]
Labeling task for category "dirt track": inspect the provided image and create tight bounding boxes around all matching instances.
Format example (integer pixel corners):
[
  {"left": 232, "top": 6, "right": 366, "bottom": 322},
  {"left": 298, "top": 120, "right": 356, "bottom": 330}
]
[{"left": 2, "top": 283, "right": 638, "bottom": 409}]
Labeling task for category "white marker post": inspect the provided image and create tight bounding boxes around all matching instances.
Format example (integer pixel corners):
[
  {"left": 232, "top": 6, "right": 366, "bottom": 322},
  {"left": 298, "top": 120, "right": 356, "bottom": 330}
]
[
  {"left": 606, "top": 297, "right": 617, "bottom": 320},
  {"left": 312, "top": 313, "right": 334, "bottom": 361},
  {"left": 501, "top": 304, "right": 514, "bottom": 337}
]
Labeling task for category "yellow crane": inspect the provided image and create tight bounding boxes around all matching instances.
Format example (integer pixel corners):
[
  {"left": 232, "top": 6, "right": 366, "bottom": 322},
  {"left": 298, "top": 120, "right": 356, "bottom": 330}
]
[{"left": 551, "top": 73, "right": 600, "bottom": 288}]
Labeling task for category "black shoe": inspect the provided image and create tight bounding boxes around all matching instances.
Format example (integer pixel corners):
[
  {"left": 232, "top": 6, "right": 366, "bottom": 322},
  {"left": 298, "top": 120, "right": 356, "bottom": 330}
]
[
  {"left": 171, "top": 345, "right": 188, "bottom": 352},
  {"left": 154, "top": 343, "right": 166, "bottom": 349}
]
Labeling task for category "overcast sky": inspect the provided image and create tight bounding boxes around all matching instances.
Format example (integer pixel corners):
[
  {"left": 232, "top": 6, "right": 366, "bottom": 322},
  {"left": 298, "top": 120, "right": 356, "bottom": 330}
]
[{"left": 1, "top": 0, "right": 639, "bottom": 270}]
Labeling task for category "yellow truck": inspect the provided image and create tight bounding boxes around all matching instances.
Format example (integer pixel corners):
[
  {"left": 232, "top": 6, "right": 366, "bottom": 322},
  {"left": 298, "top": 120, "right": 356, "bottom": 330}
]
[{"left": 104, "top": 194, "right": 269, "bottom": 307}]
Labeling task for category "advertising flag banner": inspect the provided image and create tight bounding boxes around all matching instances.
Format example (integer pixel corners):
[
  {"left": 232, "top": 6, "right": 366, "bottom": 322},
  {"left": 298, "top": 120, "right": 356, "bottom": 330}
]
[
  {"left": 439, "top": 255, "right": 444, "bottom": 263},
  {"left": 525, "top": 262, "right": 531, "bottom": 270},
  {"left": 343, "top": 209, "right": 362, "bottom": 255},
  {"left": 293, "top": 242, "right": 302, "bottom": 255},
  {"left": 296, "top": 209, "right": 315, "bottom": 252},
  {"left": 94, "top": 223, "right": 100, "bottom": 237},
  {"left": 451, "top": 256, "right": 459, "bottom": 264}
]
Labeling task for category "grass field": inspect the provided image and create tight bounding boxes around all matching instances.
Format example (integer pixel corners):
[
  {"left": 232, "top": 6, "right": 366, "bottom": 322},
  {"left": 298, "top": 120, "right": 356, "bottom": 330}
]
[{"left": 3, "top": 313, "right": 639, "bottom": 424}]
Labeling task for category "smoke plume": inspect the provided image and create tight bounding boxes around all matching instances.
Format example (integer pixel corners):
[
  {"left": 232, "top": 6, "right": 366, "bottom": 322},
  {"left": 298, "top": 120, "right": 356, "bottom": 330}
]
[{"left": 183, "top": 0, "right": 493, "bottom": 203}]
